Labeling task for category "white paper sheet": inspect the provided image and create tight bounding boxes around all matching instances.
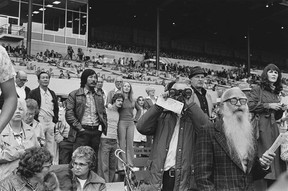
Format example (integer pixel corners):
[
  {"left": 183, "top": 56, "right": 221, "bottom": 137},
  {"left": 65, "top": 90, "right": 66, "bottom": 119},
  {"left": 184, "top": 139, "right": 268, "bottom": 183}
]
[{"left": 156, "top": 96, "right": 184, "bottom": 115}]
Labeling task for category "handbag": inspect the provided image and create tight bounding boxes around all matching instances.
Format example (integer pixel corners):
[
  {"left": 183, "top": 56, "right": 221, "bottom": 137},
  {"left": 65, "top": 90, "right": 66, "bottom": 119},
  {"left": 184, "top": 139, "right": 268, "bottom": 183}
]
[{"left": 250, "top": 88, "right": 263, "bottom": 140}]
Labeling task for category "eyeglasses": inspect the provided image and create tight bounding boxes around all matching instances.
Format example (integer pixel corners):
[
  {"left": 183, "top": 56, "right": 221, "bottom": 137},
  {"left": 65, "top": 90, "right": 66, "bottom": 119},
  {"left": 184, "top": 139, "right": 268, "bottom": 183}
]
[
  {"left": 169, "top": 88, "right": 193, "bottom": 98},
  {"left": 224, "top": 98, "right": 247, "bottom": 105},
  {"left": 72, "top": 162, "right": 89, "bottom": 168},
  {"left": 19, "top": 78, "right": 28, "bottom": 82}
]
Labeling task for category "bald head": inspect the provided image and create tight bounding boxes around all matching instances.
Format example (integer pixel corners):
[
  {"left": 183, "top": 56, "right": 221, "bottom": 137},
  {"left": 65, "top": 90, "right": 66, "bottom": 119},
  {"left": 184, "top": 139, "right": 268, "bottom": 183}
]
[
  {"left": 115, "top": 76, "right": 123, "bottom": 90},
  {"left": 221, "top": 87, "right": 247, "bottom": 104},
  {"left": 16, "top": 71, "right": 28, "bottom": 87}
]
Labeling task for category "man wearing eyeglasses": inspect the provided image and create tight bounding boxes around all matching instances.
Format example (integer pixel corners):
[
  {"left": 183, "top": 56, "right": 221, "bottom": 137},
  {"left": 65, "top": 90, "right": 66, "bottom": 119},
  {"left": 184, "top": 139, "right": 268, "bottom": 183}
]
[
  {"left": 189, "top": 66, "right": 213, "bottom": 117},
  {"left": 0, "top": 71, "right": 30, "bottom": 109},
  {"left": 15, "top": 71, "right": 30, "bottom": 100},
  {"left": 106, "top": 76, "right": 123, "bottom": 107},
  {"left": 137, "top": 81, "right": 211, "bottom": 191},
  {"left": 195, "top": 87, "right": 276, "bottom": 191}
]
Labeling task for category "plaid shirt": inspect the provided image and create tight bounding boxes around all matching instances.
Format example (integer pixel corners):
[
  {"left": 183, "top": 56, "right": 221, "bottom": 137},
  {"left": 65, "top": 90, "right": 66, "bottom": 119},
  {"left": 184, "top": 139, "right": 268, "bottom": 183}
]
[{"left": 194, "top": 119, "right": 270, "bottom": 191}]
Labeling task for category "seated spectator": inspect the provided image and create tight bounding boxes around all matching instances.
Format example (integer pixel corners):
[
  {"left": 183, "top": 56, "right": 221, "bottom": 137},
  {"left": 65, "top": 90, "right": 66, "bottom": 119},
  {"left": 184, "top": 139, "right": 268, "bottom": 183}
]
[
  {"left": 24, "top": 99, "right": 45, "bottom": 147},
  {"left": 59, "top": 70, "right": 65, "bottom": 79},
  {"left": 36, "top": 52, "right": 44, "bottom": 62},
  {"left": 0, "top": 99, "right": 40, "bottom": 181},
  {"left": 77, "top": 48, "right": 84, "bottom": 61},
  {"left": 0, "top": 147, "right": 60, "bottom": 191},
  {"left": 50, "top": 146, "right": 106, "bottom": 191}
]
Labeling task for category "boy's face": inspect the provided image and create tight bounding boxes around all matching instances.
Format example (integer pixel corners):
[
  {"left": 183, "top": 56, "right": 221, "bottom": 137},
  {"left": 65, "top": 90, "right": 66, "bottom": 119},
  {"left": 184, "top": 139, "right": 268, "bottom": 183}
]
[{"left": 115, "top": 98, "right": 123, "bottom": 108}]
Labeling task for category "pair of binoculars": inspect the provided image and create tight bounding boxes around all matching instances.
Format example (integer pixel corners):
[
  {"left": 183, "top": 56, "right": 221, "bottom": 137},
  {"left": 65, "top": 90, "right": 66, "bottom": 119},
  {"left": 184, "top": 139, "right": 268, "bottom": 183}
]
[{"left": 168, "top": 88, "right": 193, "bottom": 99}]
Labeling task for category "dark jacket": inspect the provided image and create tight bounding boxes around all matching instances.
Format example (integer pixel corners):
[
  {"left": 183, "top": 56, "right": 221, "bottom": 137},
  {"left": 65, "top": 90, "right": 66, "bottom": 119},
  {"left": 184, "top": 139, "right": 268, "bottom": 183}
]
[
  {"left": 195, "top": 119, "right": 271, "bottom": 191},
  {"left": 136, "top": 103, "right": 211, "bottom": 191},
  {"left": 28, "top": 87, "right": 59, "bottom": 123},
  {"left": 248, "top": 85, "right": 286, "bottom": 180},
  {"left": 65, "top": 87, "right": 107, "bottom": 142},
  {"left": 0, "top": 86, "right": 30, "bottom": 109}
]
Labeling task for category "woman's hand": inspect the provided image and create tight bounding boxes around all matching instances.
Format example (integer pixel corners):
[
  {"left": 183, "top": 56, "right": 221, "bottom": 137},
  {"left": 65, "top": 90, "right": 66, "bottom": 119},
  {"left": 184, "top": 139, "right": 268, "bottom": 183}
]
[{"left": 269, "top": 103, "right": 282, "bottom": 110}]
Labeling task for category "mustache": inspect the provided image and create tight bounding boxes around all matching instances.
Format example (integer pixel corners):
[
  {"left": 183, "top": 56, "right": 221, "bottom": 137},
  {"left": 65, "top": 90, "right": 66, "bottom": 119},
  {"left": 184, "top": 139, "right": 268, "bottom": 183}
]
[{"left": 233, "top": 108, "right": 244, "bottom": 113}]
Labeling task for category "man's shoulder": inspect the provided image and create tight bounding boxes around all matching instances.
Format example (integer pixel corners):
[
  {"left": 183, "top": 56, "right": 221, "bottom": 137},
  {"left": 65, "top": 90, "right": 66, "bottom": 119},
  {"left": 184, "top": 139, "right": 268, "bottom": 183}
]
[{"left": 68, "top": 88, "right": 84, "bottom": 96}]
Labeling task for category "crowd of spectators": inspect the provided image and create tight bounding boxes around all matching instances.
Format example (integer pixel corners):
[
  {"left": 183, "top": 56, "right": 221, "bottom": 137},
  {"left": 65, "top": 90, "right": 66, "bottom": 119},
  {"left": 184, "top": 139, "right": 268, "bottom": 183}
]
[{"left": 89, "top": 40, "right": 269, "bottom": 70}]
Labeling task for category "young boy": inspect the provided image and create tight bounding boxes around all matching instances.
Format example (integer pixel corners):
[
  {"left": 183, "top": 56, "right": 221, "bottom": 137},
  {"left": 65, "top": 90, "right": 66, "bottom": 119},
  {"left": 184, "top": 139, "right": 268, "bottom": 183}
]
[{"left": 98, "top": 93, "right": 124, "bottom": 182}]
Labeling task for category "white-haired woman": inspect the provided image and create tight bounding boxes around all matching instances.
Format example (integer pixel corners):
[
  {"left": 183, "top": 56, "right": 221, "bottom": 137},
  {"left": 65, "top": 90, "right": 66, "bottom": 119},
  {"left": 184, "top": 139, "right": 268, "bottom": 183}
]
[{"left": 0, "top": 98, "right": 40, "bottom": 181}]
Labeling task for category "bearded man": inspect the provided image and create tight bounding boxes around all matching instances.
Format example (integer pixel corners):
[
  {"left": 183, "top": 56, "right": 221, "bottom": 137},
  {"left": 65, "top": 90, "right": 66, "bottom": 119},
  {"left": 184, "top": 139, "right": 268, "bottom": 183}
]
[{"left": 195, "top": 87, "right": 275, "bottom": 191}]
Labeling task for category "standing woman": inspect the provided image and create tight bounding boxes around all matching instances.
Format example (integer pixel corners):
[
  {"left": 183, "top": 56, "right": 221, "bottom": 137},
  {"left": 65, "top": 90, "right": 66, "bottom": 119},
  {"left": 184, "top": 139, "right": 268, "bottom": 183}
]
[
  {"left": 248, "top": 64, "right": 286, "bottom": 190},
  {"left": 134, "top": 96, "right": 147, "bottom": 147},
  {"left": 118, "top": 82, "right": 135, "bottom": 167}
]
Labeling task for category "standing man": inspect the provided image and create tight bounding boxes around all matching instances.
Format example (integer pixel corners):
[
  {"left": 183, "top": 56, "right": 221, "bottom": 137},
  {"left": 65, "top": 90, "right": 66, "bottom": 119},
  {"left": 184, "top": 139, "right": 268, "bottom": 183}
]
[
  {"left": 0, "top": 70, "right": 29, "bottom": 109},
  {"left": 195, "top": 87, "right": 275, "bottom": 190},
  {"left": 106, "top": 76, "right": 123, "bottom": 107},
  {"left": 96, "top": 77, "right": 107, "bottom": 106},
  {"left": 189, "top": 66, "right": 213, "bottom": 117},
  {"left": 28, "top": 71, "right": 59, "bottom": 160},
  {"left": 15, "top": 70, "right": 30, "bottom": 99},
  {"left": 137, "top": 81, "right": 211, "bottom": 191},
  {"left": 65, "top": 69, "right": 107, "bottom": 171}
]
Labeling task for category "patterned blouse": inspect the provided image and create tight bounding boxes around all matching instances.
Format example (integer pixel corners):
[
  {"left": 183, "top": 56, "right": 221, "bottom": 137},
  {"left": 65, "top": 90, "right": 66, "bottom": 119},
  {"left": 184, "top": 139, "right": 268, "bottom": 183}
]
[{"left": 0, "top": 45, "right": 16, "bottom": 83}]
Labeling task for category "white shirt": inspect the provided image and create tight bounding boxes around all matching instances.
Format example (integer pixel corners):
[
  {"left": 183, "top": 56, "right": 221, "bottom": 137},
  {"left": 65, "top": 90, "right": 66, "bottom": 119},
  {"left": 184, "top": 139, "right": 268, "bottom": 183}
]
[
  {"left": 77, "top": 178, "right": 87, "bottom": 191},
  {"left": 15, "top": 84, "right": 26, "bottom": 99},
  {"left": 164, "top": 115, "right": 180, "bottom": 171},
  {"left": 39, "top": 88, "right": 54, "bottom": 120}
]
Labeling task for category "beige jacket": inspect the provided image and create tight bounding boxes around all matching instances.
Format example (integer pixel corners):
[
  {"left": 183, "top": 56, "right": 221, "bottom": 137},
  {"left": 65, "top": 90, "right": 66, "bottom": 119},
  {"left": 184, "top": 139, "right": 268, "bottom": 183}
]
[{"left": 0, "top": 122, "right": 40, "bottom": 181}]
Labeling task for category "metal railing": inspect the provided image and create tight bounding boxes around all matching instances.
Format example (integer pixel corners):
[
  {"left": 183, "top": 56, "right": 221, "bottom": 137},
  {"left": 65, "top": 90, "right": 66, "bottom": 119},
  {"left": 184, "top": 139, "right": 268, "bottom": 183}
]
[{"left": 0, "top": 24, "right": 25, "bottom": 36}]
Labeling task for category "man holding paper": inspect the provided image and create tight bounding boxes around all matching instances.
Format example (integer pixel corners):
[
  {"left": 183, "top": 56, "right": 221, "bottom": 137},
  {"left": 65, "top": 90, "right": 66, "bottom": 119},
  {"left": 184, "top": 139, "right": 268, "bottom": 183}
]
[
  {"left": 195, "top": 87, "right": 276, "bottom": 191},
  {"left": 136, "top": 81, "right": 211, "bottom": 191}
]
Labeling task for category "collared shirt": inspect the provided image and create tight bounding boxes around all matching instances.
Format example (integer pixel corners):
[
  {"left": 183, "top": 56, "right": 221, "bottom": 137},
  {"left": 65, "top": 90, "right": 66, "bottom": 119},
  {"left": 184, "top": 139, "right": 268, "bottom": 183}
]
[
  {"left": 193, "top": 87, "right": 209, "bottom": 116},
  {"left": 39, "top": 87, "right": 54, "bottom": 120},
  {"left": 9, "top": 125, "right": 24, "bottom": 146},
  {"left": 81, "top": 87, "right": 99, "bottom": 126},
  {"left": 15, "top": 84, "right": 26, "bottom": 99},
  {"left": 164, "top": 115, "right": 180, "bottom": 171}
]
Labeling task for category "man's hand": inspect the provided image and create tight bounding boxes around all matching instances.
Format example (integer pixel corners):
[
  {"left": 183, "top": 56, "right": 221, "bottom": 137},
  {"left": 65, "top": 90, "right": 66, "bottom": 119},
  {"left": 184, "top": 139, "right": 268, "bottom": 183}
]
[
  {"left": 259, "top": 151, "right": 276, "bottom": 169},
  {"left": 269, "top": 103, "right": 282, "bottom": 110},
  {"left": 184, "top": 89, "right": 194, "bottom": 106}
]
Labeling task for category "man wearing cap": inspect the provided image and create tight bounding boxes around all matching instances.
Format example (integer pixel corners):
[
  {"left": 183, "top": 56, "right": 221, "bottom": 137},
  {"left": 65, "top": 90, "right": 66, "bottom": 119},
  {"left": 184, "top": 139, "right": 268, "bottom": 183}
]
[
  {"left": 195, "top": 87, "right": 275, "bottom": 190},
  {"left": 189, "top": 66, "right": 213, "bottom": 117},
  {"left": 65, "top": 69, "right": 107, "bottom": 171}
]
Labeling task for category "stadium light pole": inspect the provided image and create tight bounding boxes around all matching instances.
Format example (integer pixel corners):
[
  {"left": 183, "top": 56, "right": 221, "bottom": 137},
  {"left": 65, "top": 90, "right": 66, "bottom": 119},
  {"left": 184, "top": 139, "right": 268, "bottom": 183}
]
[
  {"left": 156, "top": 8, "right": 160, "bottom": 70},
  {"left": 27, "top": 0, "right": 33, "bottom": 57},
  {"left": 247, "top": 28, "right": 251, "bottom": 76}
]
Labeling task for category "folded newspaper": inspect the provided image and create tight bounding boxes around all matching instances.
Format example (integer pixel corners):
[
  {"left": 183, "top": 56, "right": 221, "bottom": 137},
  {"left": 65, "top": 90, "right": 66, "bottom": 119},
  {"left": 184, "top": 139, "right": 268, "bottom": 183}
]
[
  {"left": 156, "top": 96, "right": 184, "bottom": 115},
  {"left": 268, "top": 132, "right": 288, "bottom": 153}
]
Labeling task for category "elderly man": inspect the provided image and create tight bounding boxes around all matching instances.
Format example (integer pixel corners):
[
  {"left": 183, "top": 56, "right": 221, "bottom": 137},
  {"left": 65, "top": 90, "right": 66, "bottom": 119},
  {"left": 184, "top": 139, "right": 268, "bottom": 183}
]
[
  {"left": 189, "top": 66, "right": 213, "bottom": 117},
  {"left": 144, "top": 86, "right": 157, "bottom": 109},
  {"left": 137, "top": 81, "right": 211, "bottom": 191},
  {"left": 106, "top": 76, "right": 123, "bottom": 107},
  {"left": 195, "top": 87, "right": 275, "bottom": 191}
]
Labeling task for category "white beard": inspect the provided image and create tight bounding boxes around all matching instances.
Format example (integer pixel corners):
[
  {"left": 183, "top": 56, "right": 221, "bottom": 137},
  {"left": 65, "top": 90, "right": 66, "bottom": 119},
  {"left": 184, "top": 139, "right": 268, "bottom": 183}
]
[{"left": 222, "top": 104, "right": 255, "bottom": 162}]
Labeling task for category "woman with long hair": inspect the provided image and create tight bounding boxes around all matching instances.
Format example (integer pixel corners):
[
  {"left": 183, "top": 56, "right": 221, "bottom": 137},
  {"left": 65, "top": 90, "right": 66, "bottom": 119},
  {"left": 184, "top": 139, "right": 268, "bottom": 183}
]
[
  {"left": 118, "top": 82, "right": 135, "bottom": 168},
  {"left": 248, "top": 64, "right": 287, "bottom": 190},
  {"left": 134, "top": 96, "right": 147, "bottom": 147}
]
